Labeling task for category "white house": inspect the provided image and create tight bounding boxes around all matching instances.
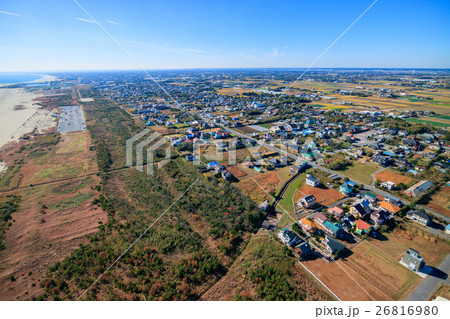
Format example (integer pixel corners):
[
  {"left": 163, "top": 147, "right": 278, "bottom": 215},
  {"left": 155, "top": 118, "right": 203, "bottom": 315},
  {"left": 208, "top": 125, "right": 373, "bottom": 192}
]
[{"left": 306, "top": 174, "right": 320, "bottom": 187}]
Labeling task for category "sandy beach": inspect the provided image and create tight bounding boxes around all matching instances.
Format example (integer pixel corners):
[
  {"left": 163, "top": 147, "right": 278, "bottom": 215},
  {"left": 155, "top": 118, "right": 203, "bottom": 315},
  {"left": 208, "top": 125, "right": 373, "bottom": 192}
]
[
  {"left": 0, "top": 74, "right": 58, "bottom": 88},
  {"left": 0, "top": 88, "right": 58, "bottom": 148}
]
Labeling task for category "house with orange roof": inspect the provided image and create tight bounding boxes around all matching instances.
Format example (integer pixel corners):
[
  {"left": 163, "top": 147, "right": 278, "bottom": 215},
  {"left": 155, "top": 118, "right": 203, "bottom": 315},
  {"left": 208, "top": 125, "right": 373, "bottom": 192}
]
[
  {"left": 298, "top": 218, "right": 317, "bottom": 233},
  {"left": 355, "top": 219, "right": 373, "bottom": 235},
  {"left": 379, "top": 200, "right": 401, "bottom": 214}
]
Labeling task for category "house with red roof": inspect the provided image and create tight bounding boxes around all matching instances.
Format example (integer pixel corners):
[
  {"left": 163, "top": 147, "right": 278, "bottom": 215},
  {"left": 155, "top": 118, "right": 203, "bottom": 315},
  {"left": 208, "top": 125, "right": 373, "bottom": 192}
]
[{"left": 355, "top": 219, "right": 373, "bottom": 235}]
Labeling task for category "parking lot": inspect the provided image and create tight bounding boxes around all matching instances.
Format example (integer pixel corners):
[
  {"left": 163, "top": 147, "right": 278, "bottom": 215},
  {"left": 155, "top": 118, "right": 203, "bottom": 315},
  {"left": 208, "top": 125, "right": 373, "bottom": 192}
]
[{"left": 57, "top": 105, "right": 86, "bottom": 133}]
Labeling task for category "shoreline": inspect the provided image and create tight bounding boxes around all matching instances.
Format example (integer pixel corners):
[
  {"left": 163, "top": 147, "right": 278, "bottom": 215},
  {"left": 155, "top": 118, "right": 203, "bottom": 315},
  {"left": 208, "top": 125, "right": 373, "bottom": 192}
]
[
  {"left": 0, "top": 74, "right": 58, "bottom": 88},
  {"left": 0, "top": 87, "right": 58, "bottom": 150}
]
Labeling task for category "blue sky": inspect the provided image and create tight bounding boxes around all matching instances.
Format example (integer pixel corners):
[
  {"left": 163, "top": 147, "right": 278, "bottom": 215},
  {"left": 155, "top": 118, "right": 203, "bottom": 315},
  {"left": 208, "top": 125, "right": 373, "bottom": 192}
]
[{"left": 0, "top": 0, "right": 449, "bottom": 71}]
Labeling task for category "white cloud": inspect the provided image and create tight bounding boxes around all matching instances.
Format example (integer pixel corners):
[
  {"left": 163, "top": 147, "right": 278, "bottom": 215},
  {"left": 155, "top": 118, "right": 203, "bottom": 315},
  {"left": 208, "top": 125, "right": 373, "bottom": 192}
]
[
  {"left": 186, "top": 48, "right": 204, "bottom": 53},
  {"left": 238, "top": 53, "right": 259, "bottom": 61},
  {"left": 264, "top": 47, "right": 279, "bottom": 58},
  {"left": 106, "top": 20, "right": 123, "bottom": 26},
  {"left": 120, "top": 39, "right": 217, "bottom": 60},
  {"left": 0, "top": 10, "right": 26, "bottom": 17},
  {"left": 75, "top": 17, "right": 96, "bottom": 24}
]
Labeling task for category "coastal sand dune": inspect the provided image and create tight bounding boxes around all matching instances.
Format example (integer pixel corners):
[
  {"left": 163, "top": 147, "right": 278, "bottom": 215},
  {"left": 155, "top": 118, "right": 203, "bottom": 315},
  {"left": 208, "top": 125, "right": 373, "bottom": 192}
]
[{"left": 0, "top": 88, "right": 57, "bottom": 148}]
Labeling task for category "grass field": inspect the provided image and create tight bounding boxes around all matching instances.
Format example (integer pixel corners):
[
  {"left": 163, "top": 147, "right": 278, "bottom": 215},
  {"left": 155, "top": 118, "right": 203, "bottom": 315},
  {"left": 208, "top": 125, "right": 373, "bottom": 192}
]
[
  {"left": 339, "top": 161, "right": 380, "bottom": 184},
  {"left": 277, "top": 172, "right": 307, "bottom": 215},
  {"left": 405, "top": 118, "right": 450, "bottom": 128}
]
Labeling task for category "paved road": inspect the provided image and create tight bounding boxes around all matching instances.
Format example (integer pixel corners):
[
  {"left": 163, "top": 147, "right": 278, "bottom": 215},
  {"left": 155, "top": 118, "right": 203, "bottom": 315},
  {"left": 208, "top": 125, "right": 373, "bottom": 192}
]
[
  {"left": 370, "top": 167, "right": 386, "bottom": 187},
  {"left": 57, "top": 105, "right": 86, "bottom": 133},
  {"left": 224, "top": 125, "right": 450, "bottom": 224},
  {"left": 406, "top": 254, "right": 450, "bottom": 301}
]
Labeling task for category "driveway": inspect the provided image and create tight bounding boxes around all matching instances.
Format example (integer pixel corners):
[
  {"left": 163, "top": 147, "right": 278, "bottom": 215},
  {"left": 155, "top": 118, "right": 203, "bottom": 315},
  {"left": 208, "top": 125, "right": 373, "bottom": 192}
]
[{"left": 406, "top": 254, "right": 450, "bottom": 301}]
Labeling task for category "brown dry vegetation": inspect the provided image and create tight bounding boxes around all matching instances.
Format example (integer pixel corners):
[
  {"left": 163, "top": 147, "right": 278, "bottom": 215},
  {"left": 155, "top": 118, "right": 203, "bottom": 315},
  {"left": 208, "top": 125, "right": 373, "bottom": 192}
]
[
  {"left": 226, "top": 165, "right": 247, "bottom": 178},
  {"left": 426, "top": 185, "right": 450, "bottom": 217},
  {"left": 375, "top": 169, "right": 413, "bottom": 186},
  {"left": 237, "top": 171, "right": 281, "bottom": 202},
  {"left": 294, "top": 185, "right": 344, "bottom": 206},
  {"left": 0, "top": 176, "right": 105, "bottom": 300}
]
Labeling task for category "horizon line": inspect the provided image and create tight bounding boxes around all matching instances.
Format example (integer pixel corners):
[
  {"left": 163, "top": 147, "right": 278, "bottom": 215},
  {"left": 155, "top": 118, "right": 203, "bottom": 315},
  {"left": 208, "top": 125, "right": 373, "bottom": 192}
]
[{"left": 1, "top": 67, "right": 450, "bottom": 74}]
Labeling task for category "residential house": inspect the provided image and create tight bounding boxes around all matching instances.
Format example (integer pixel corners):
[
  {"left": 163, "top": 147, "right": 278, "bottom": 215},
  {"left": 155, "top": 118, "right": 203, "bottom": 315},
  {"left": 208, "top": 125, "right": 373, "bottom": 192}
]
[
  {"left": 350, "top": 203, "right": 368, "bottom": 218},
  {"left": 268, "top": 158, "right": 283, "bottom": 167},
  {"left": 314, "top": 213, "right": 328, "bottom": 225},
  {"left": 370, "top": 209, "right": 390, "bottom": 226},
  {"left": 328, "top": 206, "right": 344, "bottom": 220},
  {"left": 299, "top": 195, "right": 317, "bottom": 209},
  {"left": 384, "top": 195, "right": 402, "bottom": 206},
  {"left": 381, "top": 181, "right": 396, "bottom": 190},
  {"left": 278, "top": 228, "right": 301, "bottom": 246},
  {"left": 379, "top": 200, "right": 401, "bottom": 214},
  {"left": 355, "top": 219, "right": 373, "bottom": 235},
  {"left": 406, "top": 210, "right": 431, "bottom": 227},
  {"left": 358, "top": 199, "right": 371, "bottom": 212},
  {"left": 299, "top": 218, "right": 317, "bottom": 233},
  {"left": 362, "top": 191, "right": 378, "bottom": 204},
  {"left": 212, "top": 164, "right": 224, "bottom": 174},
  {"left": 339, "top": 183, "right": 353, "bottom": 195},
  {"left": 221, "top": 170, "right": 233, "bottom": 181},
  {"left": 402, "top": 138, "right": 420, "bottom": 151},
  {"left": 373, "top": 155, "right": 392, "bottom": 167},
  {"left": 404, "top": 180, "right": 434, "bottom": 198},
  {"left": 322, "top": 236, "right": 346, "bottom": 255},
  {"left": 402, "top": 248, "right": 425, "bottom": 272},
  {"left": 306, "top": 174, "right": 320, "bottom": 187},
  {"left": 258, "top": 200, "right": 270, "bottom": 212},
  {"left": 294, "top": 242, "right": 312, "bottom": 257},
  {"left": 323, "top": 220, "right": 344, "bottom": 238}
]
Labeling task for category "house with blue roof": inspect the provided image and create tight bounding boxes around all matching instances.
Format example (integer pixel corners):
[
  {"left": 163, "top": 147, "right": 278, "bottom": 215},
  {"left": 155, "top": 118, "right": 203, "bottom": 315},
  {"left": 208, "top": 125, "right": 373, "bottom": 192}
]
[
  {"left": 340, "top": 183, "right": 353, "bottom": 195},
  {"left": 323, "top": 220, "right": 344, "bottom": 238}
]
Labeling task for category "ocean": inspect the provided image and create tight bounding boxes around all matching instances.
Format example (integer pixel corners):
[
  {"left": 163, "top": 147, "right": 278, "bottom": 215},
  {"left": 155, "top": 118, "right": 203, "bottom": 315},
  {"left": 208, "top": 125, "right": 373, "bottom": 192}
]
[{"left": 0, "top": 73, "right": 44, "bottom": 85}]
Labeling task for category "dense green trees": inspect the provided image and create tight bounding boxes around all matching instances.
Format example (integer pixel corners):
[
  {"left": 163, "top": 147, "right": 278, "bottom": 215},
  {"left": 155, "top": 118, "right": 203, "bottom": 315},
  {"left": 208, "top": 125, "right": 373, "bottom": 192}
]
[
  {"left": 0, "top": 195, "right": 20, "bottom": 251},
  {"left": 248, "top": 265, "right": 301, "bottom": 301}
]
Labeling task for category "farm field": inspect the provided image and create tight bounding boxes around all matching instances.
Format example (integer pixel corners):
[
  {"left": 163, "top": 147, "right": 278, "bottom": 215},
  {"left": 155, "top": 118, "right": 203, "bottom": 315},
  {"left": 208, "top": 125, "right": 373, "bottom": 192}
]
[
  {"left": 405, "top": 118, "right": 450, "bottom": 128},
  {"left": 235, "top": 126, "right": 259, "bottom": 134},
  {"left": 375, "top": 169, "right": 414, "bottom": 186},
  {"left": 301, "top": 256, "right": 381, "bottom": 301},
  {"left": 368, "top": 223, "right": 450, "bottom": 268},
  {"left": 339, "top": 240, "right": 421, "bottom": 301},
  {"left": 339, "top": 161, "right": 380, "bottom": 184},
  {"left": 217, "top": 88, "right": 253, "bottom": 96},
  {"left": 425, "top": 185, "right": 450, "bottom": 218},
  {"left": 303, "top": 221, "right": 450, "bottom": 301}
]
